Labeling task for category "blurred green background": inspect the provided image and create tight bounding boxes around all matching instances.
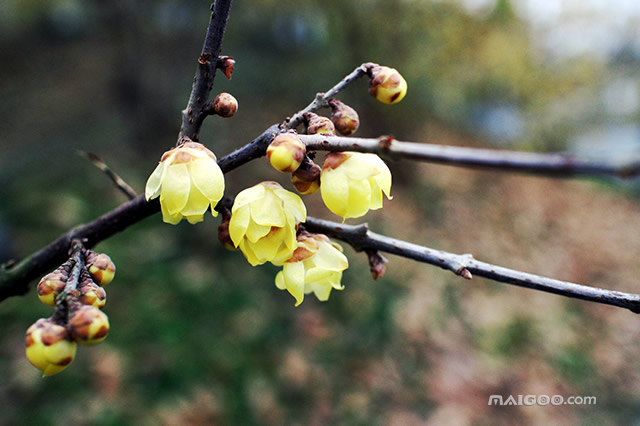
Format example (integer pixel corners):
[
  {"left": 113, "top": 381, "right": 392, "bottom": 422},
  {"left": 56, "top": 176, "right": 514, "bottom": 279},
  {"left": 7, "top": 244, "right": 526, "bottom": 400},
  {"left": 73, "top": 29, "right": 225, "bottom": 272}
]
[{"left": 2, "top": 0, "right": 640, "bottom": 424}]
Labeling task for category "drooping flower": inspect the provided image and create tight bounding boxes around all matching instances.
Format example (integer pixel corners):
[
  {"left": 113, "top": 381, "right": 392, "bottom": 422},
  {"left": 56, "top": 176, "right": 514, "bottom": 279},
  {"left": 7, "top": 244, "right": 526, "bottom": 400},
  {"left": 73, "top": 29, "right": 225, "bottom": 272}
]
[
  {"left": 145, "top": 141, "right": 225, "bottom": 225},
  {"left": 275, "top": 232, "right": 348, "bottom": 306},
  {"left": 25, "top": 319, "right": 77, "bottom": 376},
  {"left": 320, "top": 152, "right": 392, "bottom": 220},
  {"left": 229, "top": 182, "right": 307, "bottom": 266}
]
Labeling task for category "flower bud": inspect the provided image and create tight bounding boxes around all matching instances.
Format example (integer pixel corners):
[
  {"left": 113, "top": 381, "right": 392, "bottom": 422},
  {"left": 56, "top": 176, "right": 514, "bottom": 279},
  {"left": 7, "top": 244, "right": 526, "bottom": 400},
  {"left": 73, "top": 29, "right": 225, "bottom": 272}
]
[
  {"left": 267, "top": 133, "right": 306, "bottom": 173},
  {"left": 291, "top": 157, "right": 321, "bottom": 195},
  {"left": 368, "top": 66, "right": 407, "bottom": 104},
  {"left": 85, "top": 251, "right": 116, "bottom": 286},
  {"left": 212, "top": 92, "right": 238, "bottom": 118},
  {"left": 303, "top": 112, "right": 335, "bottom": 135},
  {"left": 328, "top": 99, "right": 360, "bottom": 136},
  {"left": 68, "top": 305, "right": 110, "bottom": 345},
  {"left": 25, "top": 318, "right": 77, "bottom": 376},
  {"left": 37, "top": 269, "right": 69, "bottom": 307},
  {"left": 77, "top": 271, "right": 107, "bottom": 308}
]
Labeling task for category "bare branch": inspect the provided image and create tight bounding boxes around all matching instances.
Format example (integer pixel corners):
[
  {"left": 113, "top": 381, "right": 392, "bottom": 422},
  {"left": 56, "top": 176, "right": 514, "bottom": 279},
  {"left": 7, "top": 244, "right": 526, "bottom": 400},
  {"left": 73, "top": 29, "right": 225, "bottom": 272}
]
[
  {"left": 285, "top": 63, "right": 374, "bottom": 130},
  {"left": 299, "top": 134, "right": 640, "bottom": 179},
  {"left": 78, "top": 151, "right": 137, "bottom": 200},
  {"left": 179, "top": 0, "right": 234, "bottom": 142},
  {"left": 303, "top": 217, "right": 640, "bottom": 314}
]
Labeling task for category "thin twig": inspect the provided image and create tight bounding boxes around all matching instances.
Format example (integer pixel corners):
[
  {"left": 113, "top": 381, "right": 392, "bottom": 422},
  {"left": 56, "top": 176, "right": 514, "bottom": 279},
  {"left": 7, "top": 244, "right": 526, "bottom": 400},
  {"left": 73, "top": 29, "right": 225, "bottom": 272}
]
[
  {"left": 303, "top": 217, "right": 640, "bottom": 314},
  {"left": 299, "top": 134, "right": 640, "bottom": 179},
  {"left": 285, "top": 63, "right": 374, "bottom": 130},
  {"left": 179, "top": 0, "right": 234, "bottom": 142},
  {"left": 78, "top": 151, "right": 137, "bottom": 200}
]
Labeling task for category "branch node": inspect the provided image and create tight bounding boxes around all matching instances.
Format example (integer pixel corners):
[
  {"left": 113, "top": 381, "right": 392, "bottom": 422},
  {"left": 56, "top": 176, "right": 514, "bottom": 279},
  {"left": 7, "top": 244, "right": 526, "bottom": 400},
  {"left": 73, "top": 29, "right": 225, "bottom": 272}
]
[
  {"left": 457, "top": 267, "right": 473, "bottom": 280},
  {"left": 365, "top": 250, "right": 388, "bottom": 280}
]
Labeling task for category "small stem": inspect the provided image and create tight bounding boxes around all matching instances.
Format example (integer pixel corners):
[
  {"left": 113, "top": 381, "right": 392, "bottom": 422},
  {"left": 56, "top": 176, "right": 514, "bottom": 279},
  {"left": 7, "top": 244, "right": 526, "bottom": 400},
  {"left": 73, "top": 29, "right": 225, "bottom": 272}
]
[
  {"left": 78, "top": 151, "right": 137, "bottom": 200},
  {"left": 285, "top": 63, "right": 372, "bottom": 130}
]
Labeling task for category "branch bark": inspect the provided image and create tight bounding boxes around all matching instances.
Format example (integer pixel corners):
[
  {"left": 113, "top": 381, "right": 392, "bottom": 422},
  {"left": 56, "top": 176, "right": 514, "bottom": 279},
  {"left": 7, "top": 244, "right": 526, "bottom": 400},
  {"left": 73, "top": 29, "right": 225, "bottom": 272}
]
[
  {"left": 303, "top": 217, "right": 640, "bottom": 314},
  {"left": 179, "top": 0, "right": 234, "bottom": 141},
  {"left": 299, "top": 134, "right": 640, "bottom": 179}
]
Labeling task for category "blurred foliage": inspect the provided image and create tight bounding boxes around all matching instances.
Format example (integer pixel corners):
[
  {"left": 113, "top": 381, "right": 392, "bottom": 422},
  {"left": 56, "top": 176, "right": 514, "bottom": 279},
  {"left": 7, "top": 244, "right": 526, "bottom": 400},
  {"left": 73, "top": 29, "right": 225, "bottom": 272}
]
[{"left": 2, "top": 0, "right": 640, "bottom": 424}]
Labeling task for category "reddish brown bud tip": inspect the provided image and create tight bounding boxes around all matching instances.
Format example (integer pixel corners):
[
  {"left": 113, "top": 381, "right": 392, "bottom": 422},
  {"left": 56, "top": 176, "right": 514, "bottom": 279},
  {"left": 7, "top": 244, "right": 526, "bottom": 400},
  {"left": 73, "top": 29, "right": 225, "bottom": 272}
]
[
  {"left": 218, "top": 56, "right": 235, "bottom": 79},
  {"left": 459, "top": 268, "right": 473, "bottom": 280},
  {"left": 366, "top": 250, "right": 388, "bottom": 280}
]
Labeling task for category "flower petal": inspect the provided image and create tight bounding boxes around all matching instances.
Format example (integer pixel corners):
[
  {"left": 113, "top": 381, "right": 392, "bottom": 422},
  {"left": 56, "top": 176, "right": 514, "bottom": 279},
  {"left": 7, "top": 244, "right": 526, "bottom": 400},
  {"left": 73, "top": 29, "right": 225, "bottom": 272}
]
[
  {"left": 308, "top": 282, "right": 332, "bottom": 302},
  {"left": 274, "top": 188, "right": 307, "bottom": 222},
  {"left": 229, "top": 205, "right": 250, "bottom": 246},
  {"left": 346, "top": 177, "right": 372, "bottom": 219},
  {"left": 246, "top": 222, "right": 272, "bottom": 243},
  {"left": 160, "top": 164, "right": 191, "bottom": 215},
  {"left": 190, "top": 157, "right": 225, "bottom": 202},
  {"left": 180, "top": 185, "right": 211, "bottom": 216},
  {"left": 283, "top": 262, "right": 305, "bottom": 306},
  {"left": 145, "top": 162, "right": 166, "bottom": 200},
  {"left": 320, "top": 168, "right": 349, "bottom": 218},
  {"left": 250, "top": 189, "right": 286, "bottom": 226},
  {"left": 233, "top": 184, "right": 265, "bottom": 211}
]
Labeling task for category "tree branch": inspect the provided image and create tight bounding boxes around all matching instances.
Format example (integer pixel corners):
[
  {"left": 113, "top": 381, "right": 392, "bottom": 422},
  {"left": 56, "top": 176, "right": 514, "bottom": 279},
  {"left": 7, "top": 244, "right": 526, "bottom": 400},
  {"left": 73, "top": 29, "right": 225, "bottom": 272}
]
[
  {"left": 299, "top": 134, "right": 640, "bottom": 179},
  {"left": 285, "top": 63, "right": 373, "bottom": 130},
  {"left": 302, "top": 217, "right": 640, "bottom": 314},
  {"left": 179, "top": 0, "right": 234, "bottom": 142}
]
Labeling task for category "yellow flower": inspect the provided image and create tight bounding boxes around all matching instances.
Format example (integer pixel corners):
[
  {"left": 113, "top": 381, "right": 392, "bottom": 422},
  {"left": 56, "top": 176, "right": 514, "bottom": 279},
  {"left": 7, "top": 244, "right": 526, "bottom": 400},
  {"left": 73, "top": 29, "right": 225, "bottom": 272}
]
[
  {"left": 275, "top": 233, "right": 348, "bottom": 306},
  {"left": 229, "top": 182, "right": 307, "bottom": 266},
  {"left": 320, "top": 152, "right": 392, "bottom": 220},
  {"left": 145, "top": 141, "right": 225, "bottom": 225},
  {"left": 25, "top": 319, "right": 77, "bottom": 376}
]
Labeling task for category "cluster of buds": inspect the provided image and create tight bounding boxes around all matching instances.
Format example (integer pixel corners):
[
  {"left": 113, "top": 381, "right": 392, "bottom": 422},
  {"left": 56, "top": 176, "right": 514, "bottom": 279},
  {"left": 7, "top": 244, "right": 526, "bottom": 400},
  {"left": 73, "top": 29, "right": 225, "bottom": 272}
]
[{"left": 26, "top": 245, "right": 115, "bottom": 376}]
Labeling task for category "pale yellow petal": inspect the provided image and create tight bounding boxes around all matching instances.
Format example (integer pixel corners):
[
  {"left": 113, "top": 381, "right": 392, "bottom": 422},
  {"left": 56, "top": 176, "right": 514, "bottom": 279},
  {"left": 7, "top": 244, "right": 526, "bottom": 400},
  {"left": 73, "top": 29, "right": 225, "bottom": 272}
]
[
  {"left": 309, "top": 282, "right": 332, "bottom": 302},
  {"left": 274, "top": 187, "right": 307, "bottom": 222},
  {"left": 345, "top": 177, "right": 372, "bottom": 219},
  {"left": 185, "top": 214, "right": 205, "bottom": 224},
  {"left": 329, "top": 271, "right": 345, "bottom": 289},
  {"left": 250, "top": 189, "right": 285, "bottom": 226},
  {"left": 239, "top": 240, "right": 261, "bottom": 266},
  {"left": 370, "top": 180, "right": 384, "bottom": 210},
  {"left": 160, "top": 163, "right": 191, "bottom": 215},
  {"left": 180, "top": 185, "right": 210, "bottom": 216},
  {"left": 229, "top": 205, "right": 250, "bottom": 246},
  {"left": 160, "top": 199, "right": 184, "bottom": 224},
  {"left": 320, "top": 168, "right": 349, "bottom": 218},
  {"left": 246, "top": 222, "right": 272, "bottom": 243},
  {"left": 246, "top": 235, "right": 281, "bottom": 265},
  {"left": 275, "top": 271, "right": 286, "bottom": 290},
  {"left": 189, "top": 157, "right": 225, "bottom": 202},
  {"left": 283, "top": 262, "right": 305, "bottom": 306},
  {"left": 305, "top": 266, "right": 333, "bottom": 283},
  {"left": 233, "top": 184, "right": 265, "bottom": 211},
  {"left": 312, "top": 242, "right": 349, "bottom": 271},
  {"left": 145, "top": 162, "right": 166, "bottom": 200}
]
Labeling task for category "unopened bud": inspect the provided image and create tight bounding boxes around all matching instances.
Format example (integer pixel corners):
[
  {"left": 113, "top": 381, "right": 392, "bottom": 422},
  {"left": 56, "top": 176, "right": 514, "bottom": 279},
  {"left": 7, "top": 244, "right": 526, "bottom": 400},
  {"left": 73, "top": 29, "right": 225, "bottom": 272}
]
[
  {"left": 77, "top": 271, "right": 107, "bottom": 309},
  {"left": 25, "top": 318, "right": 77, "bottom": 376},
  {"left": 68, "top": 305, "right": 110, "bottom": 345},
  {"left": 303, "top": 112, "right": 335, "bottom": 135},
  {"left": 267, "top": 133, "right": 306, "bottom": 173},
  {"left": 212, "top": 92, "right": 238, "bottom": 117},
  {"left": 85, "top": 251, "right": 116, "bottom": 287},
  {"left": 328, "top": 99, "right": 360, "bottom": 135},
  {"left": 37, "top": 268, "right": 70, "bottom": 307},
  {"left": 291, "top": 157, "right": 321, "bottom": 195},
  {"left": 368, "top": 66, "right": 407, "bottom": 104}
]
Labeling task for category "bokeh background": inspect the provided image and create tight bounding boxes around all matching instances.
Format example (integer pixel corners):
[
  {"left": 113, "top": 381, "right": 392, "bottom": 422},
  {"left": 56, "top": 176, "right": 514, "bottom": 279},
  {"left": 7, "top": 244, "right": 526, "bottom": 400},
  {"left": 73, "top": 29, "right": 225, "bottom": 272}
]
[{"left": 2, "top": 0, "right": 640, "bottom": 424}]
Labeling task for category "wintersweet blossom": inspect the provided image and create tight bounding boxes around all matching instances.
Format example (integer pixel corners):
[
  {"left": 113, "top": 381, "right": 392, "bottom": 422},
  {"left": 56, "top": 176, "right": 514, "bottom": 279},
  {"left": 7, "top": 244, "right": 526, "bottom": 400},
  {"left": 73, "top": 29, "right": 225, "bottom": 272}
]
[
  {"left": 229, "top": 182, "right": 307, "bottom": 266},
  {"left": 275, "top": 232, "right": 348, "bottom": 306},
  {"left": 145, "top": 141, "right": 225, "bottom": 225},
  {"left": 320, "top": 152, "right": 392, "bottom": 220}
]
